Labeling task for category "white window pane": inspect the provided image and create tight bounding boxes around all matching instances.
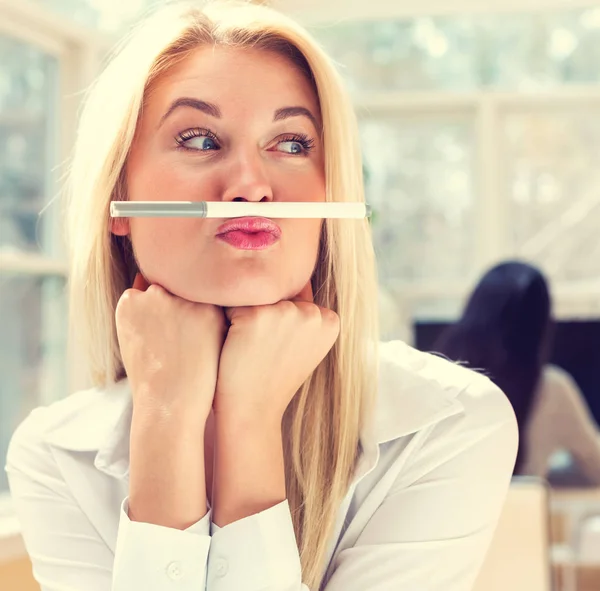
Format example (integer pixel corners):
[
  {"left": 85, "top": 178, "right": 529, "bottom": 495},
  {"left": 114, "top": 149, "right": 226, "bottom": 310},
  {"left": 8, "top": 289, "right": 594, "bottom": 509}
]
[
  {"left": 32, "top": 0, "right": 154, "bottom": 33},
  {"left": 0, "top": 34, "right": 59, "bottom": 256},
  {"left": 312, "top": 18, "right": 477, "bottom": 92},
  {"left": 0, "top": 275, "right": 68, "bottom": 492},
  {"left": 0, "top": 34, "right": 65, "bottom": 494},
  {"left": 504, "top": 110, "right": 600, "bottom": 282},
  {"left": 362, "top": 117, "right": 475, "bottom": 284},
  {"left": 311, "top": 7, "right": 600, "bottom": 91}
]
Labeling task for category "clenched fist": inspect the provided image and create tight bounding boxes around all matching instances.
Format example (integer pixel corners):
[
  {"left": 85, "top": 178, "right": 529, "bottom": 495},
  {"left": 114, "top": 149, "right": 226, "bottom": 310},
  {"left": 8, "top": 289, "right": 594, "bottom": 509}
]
[{"left": 115, "top": 273, "right": 227, "bottom": 421}]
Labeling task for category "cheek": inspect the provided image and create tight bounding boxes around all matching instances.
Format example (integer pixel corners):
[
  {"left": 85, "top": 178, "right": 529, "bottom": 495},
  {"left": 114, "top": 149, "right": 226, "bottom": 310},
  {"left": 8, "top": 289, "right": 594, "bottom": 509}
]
[
  {"left": 130, "top": 219, "right": 197, "bottom": 267},
  {"left": 128, "top": 152, "right": 217, "bottom": 203},
  {"left": 293, "top": 221, "right": 323, "bottom": 292},
  {"left": 301, "top": 172, "right": 326, "bottom": 204},
  {"left": 292, "top": 220, "right": 322, "bottom": 266},
  {"left": 272, "top": 165, "right": 326, "bottom": 203}
]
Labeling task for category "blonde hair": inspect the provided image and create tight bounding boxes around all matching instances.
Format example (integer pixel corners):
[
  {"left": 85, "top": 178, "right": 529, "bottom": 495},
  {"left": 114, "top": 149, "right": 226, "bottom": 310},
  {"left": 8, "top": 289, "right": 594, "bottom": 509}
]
[{"left": 65, "top": 1, "right": 379, "bottom": 587}]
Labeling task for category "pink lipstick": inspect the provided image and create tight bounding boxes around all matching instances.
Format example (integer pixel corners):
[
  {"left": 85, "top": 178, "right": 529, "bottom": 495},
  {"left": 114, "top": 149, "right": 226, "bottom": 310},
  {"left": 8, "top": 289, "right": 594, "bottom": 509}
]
[{"left": 216, "top": 217, "right": 281, "bottom": 251}]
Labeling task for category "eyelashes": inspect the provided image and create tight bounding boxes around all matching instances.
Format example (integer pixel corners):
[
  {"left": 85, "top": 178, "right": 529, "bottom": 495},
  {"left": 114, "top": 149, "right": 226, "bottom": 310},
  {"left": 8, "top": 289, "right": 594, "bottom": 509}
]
[
  {"left": 175, "top": 127, "right": 219, "bottom": 151},
  {"left": 174, "top": 127, "right": 316, "bottom": 155},
  {"left": 278, "top": 133, "right": 315, "bottom": 154}
]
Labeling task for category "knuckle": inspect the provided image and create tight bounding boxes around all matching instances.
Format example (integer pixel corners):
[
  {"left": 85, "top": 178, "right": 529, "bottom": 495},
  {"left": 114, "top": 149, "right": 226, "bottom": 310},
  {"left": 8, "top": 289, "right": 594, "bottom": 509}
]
[
  {"left": 324, "top": 308, "right": 339, "bottom": 323},
  {"left": 119, "top": 288, "right": 135, "bottom": 302},
  {"left": 147, "top": 284, "right": 164, "bottom": 296},
  {"left": 305, "top": 303, "right": 322, "bottom": 321},
  {"left": 194, "top": 303, "right": 225, "bottom": 330},
  {"left": 278, "top": 301, "right": 297, "bottom": 315},
  {"left": 116, "top": 289, "right": 135, "bottom": 313},
  {"left": 204, "top": 304, "right": 224, "bottom": 322},
  {"left": 244, "top": 305, "right": 263, "bottom": 320},
  {"left": 327, "top": 310, "right": 341, "bottom": 331},
  {"left": 296, "top": 302, "right": 323, "bottom": 324}
]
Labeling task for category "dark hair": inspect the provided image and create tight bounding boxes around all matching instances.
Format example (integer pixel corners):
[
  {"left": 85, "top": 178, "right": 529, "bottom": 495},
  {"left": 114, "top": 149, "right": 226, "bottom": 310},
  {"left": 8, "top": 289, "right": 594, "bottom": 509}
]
[{"left": 434, "top": 261, "right": 553, "bottom": 473}]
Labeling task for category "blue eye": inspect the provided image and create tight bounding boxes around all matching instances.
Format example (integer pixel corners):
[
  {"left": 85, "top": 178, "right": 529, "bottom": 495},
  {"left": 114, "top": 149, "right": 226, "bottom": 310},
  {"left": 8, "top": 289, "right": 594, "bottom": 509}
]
[
  {"left": 279, "top": 141, "right": 305, "bottom": 154},
  {"left": 187, "top": 136, "right": 218, "bottom": 150},
  {"left": 277, "top": 134, "right": 315, "bottom": 155},
  {"left": 175, "top": 128, "right": 220, "bottom": 152}
]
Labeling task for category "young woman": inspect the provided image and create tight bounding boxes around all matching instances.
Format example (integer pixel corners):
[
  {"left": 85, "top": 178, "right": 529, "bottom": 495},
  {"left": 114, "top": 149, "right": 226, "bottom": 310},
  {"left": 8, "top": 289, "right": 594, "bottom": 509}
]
[
  {"left": 5, "top": 2, "right": 517, "bottom": 590},
  {"left": 435, "top": 260, "right": 600, "bottom": 484}
]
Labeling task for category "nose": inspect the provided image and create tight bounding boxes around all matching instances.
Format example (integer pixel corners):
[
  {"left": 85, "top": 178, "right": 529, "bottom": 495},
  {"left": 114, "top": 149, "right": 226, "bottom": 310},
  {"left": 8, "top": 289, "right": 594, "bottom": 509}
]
[{"left": 221, "top": 153, "right": 273, "bottom": 203}]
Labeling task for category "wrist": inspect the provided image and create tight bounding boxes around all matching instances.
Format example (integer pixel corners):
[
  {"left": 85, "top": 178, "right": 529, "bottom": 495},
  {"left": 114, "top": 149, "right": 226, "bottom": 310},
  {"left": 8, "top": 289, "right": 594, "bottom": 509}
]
[
  {"left": 213, "top": 398, "right": 283, "bottom": 432},
  {"left": 132, "top": 386, "right": 213, "bottom": 427},
  {"left": 211, "top": 401, "right": 286, "bottom": 528},
  {"left": 128, "top": 411, "right": 208, "bottom": 529}
]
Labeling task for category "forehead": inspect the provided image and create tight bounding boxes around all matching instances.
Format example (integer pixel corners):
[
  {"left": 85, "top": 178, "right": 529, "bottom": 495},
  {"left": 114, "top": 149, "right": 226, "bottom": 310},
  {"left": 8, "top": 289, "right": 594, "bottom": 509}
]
[{"left": 147, "top": 45, "right": 320, "bottom": 117}]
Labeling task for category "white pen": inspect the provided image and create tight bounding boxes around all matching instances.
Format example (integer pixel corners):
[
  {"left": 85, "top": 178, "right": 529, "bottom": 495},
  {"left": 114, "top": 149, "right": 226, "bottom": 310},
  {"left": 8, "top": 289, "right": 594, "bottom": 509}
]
[{"left": 110, "top": 201, "right": 371, "bottom": 219}]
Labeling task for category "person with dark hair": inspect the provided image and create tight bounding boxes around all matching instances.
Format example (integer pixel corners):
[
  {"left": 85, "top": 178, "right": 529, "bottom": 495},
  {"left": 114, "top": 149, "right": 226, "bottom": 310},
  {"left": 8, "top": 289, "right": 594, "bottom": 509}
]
[{"left": 435, "top": 260, "right": 600, "bottom": 484}]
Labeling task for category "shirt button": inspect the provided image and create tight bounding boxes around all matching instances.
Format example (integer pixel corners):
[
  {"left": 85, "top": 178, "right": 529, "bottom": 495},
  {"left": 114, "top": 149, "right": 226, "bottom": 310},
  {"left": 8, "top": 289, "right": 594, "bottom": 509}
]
[
  {"left": 166, "top": 561, "right": 183, "bottom": 581},
  {"left": 215, "top": 558, "right": 229, "bottom": 577}
]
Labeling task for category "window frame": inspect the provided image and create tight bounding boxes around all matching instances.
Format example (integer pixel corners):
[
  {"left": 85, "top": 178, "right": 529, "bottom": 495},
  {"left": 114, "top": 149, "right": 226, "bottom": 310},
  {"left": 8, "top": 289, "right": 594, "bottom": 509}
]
[
  {"left": 355, "top": 87, "right": 600, "bottom": 323},
  {"left": 0, "top": 0, "right": 108, "bottom": 557}
]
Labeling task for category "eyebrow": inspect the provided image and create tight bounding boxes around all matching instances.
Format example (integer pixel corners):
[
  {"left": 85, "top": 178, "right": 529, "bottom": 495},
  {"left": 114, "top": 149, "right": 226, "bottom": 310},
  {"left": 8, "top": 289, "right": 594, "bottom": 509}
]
[
  {"left": 273, "top": 106, "right": 320, "bottom": 132},
  {"left": 159, "top": 98, "right": 221, "bottom": 127},
  {"left": 158, "top": 97, "right": 320, "bottom": 132}
]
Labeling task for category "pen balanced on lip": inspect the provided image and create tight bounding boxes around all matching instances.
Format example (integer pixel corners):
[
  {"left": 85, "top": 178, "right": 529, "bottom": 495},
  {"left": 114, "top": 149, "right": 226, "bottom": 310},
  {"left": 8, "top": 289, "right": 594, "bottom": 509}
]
[{"left": 110, "top": 201, "right": 371, "bottom": 219}]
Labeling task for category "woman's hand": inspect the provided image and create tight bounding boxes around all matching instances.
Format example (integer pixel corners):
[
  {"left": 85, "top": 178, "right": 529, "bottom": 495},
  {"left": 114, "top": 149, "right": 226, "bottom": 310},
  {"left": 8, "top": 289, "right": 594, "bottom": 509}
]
[
  {"left": 214, "top": 282, "right": 340, "bottom": 423},
  {"left": 115, "top": 273, "right": 227, "bottom": 421}
]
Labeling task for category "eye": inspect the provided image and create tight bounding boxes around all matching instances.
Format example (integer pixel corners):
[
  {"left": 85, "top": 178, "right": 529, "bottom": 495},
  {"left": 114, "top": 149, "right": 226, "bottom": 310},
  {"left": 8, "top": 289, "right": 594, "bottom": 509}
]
[
  {"left": 276, "top": 134, "right": 315, "bottom": 155},
  {"left": 279, "top": 141, "right": 305, "bottom": 154},
  {"left": 175, "top": 128, "right": 220, "bottom": 152},
  {"left": 188, "top": 136, "right": 218, "bottom": 151}
]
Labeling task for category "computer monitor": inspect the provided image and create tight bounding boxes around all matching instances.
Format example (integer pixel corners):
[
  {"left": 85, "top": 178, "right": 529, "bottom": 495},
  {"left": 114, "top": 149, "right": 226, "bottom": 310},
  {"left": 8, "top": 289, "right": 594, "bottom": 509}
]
[{"left": 415, "top": 320, "right": 600, "bottom": 424}]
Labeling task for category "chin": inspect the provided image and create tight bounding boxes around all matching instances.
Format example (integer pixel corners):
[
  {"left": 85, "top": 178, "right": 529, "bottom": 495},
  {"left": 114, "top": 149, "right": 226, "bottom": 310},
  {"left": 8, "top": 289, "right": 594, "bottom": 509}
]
[
  {"left": 217, "top": 292, "right": 283, "bottom": 307},
  {"left": 181, "top": 282, "right": 290, "bottom": 307}
]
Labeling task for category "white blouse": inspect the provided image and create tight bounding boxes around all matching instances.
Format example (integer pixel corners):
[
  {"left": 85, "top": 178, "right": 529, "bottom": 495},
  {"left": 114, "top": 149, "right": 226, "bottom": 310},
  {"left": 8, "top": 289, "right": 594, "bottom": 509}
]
[{"left": 5, "top": 341, "right": 517, "bottom": 591}]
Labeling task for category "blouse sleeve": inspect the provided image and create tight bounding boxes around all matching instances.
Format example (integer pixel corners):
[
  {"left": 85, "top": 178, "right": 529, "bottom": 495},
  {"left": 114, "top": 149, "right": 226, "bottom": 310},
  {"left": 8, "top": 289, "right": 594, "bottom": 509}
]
[{"left": 6, "top": 407, "right": 212, "bottom": 591}]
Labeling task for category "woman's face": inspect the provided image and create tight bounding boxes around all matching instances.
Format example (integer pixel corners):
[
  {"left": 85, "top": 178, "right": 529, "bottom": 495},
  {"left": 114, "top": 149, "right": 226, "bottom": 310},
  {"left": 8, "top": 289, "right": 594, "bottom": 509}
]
[{"left": 112, "top": 46, "right": 326, "bottom": 306}]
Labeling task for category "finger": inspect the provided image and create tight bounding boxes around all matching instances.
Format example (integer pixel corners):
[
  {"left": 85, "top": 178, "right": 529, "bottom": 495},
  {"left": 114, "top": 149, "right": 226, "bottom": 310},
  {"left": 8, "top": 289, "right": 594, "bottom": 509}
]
[
  {"left": 292, "top": 280, "right": 314, "bottom": 303},
  {"left": 132, "top": 272, "right": 151, "bottom": 292},
  {"left": 224, "top": 306, "right": 249, "bottom": 325},
  {"left": 224, "top": 304, "right": 265, "bottom": 325}
]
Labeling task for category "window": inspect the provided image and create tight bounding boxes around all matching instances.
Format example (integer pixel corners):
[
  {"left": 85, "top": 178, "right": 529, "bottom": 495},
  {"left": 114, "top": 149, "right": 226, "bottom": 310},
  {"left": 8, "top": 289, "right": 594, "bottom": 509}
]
[
  {"left": 0, "top": 33, "right": 67, "bottom": 493},
  {"left": 504, "top": 108, "right": 600, "bottom": 282},
  {"left": 361, "top": 116, "right": 475, "bottom": 283},
  {"left": 309, "top": 7, "right": 600, "bottom": 322},
  {"left": 32, "top": 0, "right": 157, "bottom": 33},
  {"left": 312, "top": 8, "right": 600, "bottom": 91}
]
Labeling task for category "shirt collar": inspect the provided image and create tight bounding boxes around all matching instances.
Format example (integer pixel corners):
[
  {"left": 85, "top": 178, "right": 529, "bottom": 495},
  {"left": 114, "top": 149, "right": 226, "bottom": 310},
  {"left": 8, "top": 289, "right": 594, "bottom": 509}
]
[
  {"left": 45, "top": 341, "right": 463, "bottom": 480},
  {"left": 45, "top": 379, "right": 133, "bottom": 479},
  {"left": 371, "top": 340, "right": 464, "bottom": 444}
]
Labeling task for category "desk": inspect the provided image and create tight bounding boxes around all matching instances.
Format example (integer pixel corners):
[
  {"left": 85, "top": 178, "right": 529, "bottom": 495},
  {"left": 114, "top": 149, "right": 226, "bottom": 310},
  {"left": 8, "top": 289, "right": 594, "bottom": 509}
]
[
  {"left": 0, "top": 556, "right": 39, "bottom": 591},
  {"left": 551, "top": 488, "right": 600, "bottom": 547},
  {"left": 553, "top": 556, "right": 600, "bottom": 591}
]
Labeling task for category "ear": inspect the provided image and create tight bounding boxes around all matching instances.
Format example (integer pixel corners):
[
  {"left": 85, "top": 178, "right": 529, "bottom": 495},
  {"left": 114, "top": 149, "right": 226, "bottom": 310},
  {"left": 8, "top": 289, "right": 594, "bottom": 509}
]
[{"left": 110, "top": 217, "right": 130, "bottom": 236}]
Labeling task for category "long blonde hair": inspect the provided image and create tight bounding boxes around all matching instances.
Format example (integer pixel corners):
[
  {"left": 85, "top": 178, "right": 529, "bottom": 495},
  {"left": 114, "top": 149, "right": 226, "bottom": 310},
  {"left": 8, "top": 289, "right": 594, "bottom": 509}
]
[{"left": 65, "top": 1, "right": 379, "bottom": 587}]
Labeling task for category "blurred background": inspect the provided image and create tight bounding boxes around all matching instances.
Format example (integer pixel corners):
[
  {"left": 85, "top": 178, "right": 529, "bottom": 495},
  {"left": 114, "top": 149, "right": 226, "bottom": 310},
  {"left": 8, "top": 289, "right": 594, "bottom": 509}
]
[{"left": 1, "top": 0, "right": 600, "bottom": 589}]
